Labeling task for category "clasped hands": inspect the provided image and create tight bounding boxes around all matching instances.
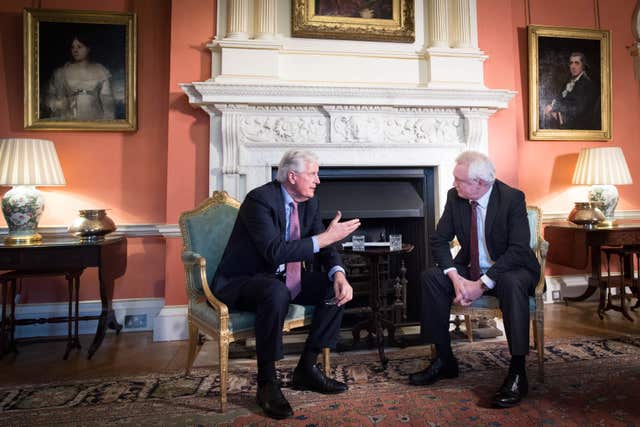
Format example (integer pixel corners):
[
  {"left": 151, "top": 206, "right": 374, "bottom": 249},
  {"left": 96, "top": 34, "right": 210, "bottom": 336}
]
[{"left": 447, "top": 271, "right": 484, "bottom": 306}]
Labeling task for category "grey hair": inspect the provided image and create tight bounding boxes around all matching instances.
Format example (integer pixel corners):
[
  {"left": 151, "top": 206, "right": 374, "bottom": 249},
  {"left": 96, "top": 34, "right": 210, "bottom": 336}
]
[
  {"left": 276, "top": 149, "right": 319, "bottom": 183},
  {"left": 455, "top": 151, "right": 495, "bottom": 184}
]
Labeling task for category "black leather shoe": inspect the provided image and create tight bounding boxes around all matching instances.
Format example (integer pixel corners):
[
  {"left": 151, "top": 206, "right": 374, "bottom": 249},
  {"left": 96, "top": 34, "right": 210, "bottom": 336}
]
[
  {"left": 492, "top": 372, "right": 528, "bottom": 408},
  {"left": 409, "top": 358, "right": 459, "bottom": 386},
  {"left": 292, "top": 364, "right": 348, "bottom": 394},
  {"left": 256, "top": 381, "right": 293, "bottom": 419}
]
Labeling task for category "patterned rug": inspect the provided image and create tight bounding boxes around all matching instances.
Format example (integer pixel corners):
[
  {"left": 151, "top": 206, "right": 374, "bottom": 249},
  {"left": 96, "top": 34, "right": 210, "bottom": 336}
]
[{"left": 2, "top": 336, "right": 640, "bottom": 426}]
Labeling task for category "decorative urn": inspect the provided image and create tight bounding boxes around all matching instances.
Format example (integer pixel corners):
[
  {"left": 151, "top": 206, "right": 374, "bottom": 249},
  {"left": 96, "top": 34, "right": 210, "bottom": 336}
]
[{"left": 68, "top": 209, "right": 116, "bottom": 241}]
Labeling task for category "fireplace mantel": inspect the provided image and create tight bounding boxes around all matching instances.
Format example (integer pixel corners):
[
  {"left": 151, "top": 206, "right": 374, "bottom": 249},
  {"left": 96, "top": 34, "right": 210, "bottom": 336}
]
[{"left": 181, "top": 81, "right": 515, "bottom": 214}]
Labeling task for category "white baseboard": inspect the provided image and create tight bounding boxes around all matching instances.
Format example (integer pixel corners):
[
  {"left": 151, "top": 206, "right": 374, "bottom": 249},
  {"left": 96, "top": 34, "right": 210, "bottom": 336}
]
[
  {"left": 12, "top": 298, "right": 165, "bottom": 339},
  {"left": 4, "top": 274, "right": 605, "bottom": 342},
  {"left": 152, "top": 305, "right": 188, "bottom": 342}
]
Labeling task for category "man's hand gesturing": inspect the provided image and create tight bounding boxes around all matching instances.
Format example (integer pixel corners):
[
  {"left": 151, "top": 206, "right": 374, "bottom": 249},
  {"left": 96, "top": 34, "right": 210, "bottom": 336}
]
[{"left": 317, "top": 210, "right": 361, "bottom": 248}]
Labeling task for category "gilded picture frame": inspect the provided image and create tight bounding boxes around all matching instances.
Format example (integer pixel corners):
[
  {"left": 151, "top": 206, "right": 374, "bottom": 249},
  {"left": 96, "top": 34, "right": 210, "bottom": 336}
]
[
  {"left": 24, "top": 8, "right": 137, "bottom": 131},
  {"left": 292, "top": 0, "right": 414, "bottom": 43},
  {"left": 528, "top": 25, "right": 611, "bottom": 141}
]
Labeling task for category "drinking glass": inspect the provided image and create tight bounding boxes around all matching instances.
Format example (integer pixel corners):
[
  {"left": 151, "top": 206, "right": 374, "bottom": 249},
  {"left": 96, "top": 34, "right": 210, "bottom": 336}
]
[
  {"left": 352, "top": 235, "right": 366, "bottom": 252},
  {"left": 389, "top": 234, "right": 402, "bottom": 251}
]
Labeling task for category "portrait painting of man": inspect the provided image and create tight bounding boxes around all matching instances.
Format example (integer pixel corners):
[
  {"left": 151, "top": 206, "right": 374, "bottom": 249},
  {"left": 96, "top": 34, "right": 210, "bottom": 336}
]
[
  {"left": 538, "top": 37, "right": 601, "bottom": 131},
  {"left": 528, "top": 25, "right": 611, "bottom": 141}
]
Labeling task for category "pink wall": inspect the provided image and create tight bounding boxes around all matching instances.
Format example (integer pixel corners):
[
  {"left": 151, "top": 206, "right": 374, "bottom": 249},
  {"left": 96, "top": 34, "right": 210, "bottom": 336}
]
[
  {"left": 478, "top": 0, "right": 640, "bottom": 275},
  {"left": 479, "top": 0, "right": 640, "bottom": 214},
  {"left": 0, "top": 0, "right": 172, "bottom": 301},
  {"left": 163, "top": 0, "right": 215, "bottom": 305},
  {"left": 2, "top": 0, "right": 639, "bottom": 305}
]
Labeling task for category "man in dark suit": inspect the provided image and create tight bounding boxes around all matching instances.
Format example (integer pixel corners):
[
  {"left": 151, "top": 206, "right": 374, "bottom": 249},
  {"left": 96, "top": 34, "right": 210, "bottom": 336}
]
[
  {"left": 409, "top": 151, "right": 540, "bottom": 408},
  {"left": 542, "top": 51, "right": 599, "bottom": 130},
  {"left": 213, "top": 149, "right": 360, "bottom": 419}
]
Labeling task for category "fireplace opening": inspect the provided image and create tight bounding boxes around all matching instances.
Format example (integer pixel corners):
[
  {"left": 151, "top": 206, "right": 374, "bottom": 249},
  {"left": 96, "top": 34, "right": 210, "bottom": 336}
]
[{"left": 315, "top": 167, "right": 435, "bottom": 324}]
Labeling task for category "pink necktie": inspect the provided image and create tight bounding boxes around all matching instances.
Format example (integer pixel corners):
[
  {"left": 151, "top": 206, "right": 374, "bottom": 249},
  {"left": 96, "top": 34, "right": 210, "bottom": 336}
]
[
  {"left": 286, "top": 201, "right": 302, "bottom": 299},
  {"left": 469, "top": 200, "right": 481, "bottom": 281}
]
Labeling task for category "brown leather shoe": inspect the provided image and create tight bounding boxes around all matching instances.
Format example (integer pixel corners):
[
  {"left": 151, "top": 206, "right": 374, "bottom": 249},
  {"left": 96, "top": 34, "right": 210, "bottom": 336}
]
[{"left": 256, "top": 381, "right": 293, "bottom": 419}]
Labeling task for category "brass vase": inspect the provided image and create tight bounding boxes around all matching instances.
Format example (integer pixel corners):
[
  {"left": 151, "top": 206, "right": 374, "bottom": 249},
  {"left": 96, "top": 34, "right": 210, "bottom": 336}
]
[
  {"left": 68, "top": 209, "right": 116, "bottom": 241},
  {"left": 567, "top": 202, "right": 605, "bottom": 228}
]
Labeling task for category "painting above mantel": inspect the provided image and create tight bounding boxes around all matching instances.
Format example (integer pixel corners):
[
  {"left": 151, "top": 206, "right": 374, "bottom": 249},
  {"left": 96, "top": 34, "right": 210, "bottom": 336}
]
[{"left": 291, "top": 0, "right": 415, "bottom": 43}]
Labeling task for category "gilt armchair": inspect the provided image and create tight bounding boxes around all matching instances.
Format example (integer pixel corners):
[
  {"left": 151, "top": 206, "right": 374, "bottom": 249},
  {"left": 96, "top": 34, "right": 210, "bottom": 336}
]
[
  {"left": 450, "top": 206, "right": 548, "bottom": 382},
  {"left": 179, "top": 191, "right": 329, "bottom": 412}
]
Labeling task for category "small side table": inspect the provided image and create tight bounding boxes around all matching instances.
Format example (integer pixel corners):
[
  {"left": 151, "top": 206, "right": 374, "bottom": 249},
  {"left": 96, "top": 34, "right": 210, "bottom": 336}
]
[
  {"left": 340, "top": 243, "right": 414, "bottom": 369},
  {"left": 0, "top": 235, "right": 127, "bottom": 359},
  {"left": 0, "top": 270, "right": 83, "bottom": 359}
]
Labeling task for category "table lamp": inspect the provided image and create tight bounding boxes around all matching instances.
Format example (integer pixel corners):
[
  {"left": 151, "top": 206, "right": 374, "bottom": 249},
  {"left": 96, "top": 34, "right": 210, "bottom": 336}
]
[
  {"left": 0, "top": 138, "right": 66, "bottom": 244},
  {"left": 572, "top": 146, "right": 633, "bottom": 226}
]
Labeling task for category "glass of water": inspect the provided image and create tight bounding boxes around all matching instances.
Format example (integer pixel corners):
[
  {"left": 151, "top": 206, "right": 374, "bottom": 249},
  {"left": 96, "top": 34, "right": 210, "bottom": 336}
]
[
  {"left": 352, "top": 235, "right": 366, "bottom": 252},
  {"left": 389, "top": 234, "right": 402, "bottom": 251}
]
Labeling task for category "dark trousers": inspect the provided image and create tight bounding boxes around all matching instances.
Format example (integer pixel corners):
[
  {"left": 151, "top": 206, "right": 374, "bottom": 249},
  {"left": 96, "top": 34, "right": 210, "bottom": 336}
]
[
  {"left": 420, "top": 266, "right": 536, "bottom": 357},
  {"left": 220, "top": 271, "right": 343, "bottom": 364}
]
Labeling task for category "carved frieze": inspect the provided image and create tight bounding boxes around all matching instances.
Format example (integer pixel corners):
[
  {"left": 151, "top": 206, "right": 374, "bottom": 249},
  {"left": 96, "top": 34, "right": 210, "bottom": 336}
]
[{"left": 239, "top": 116, "right": 327, "bottom": 144}]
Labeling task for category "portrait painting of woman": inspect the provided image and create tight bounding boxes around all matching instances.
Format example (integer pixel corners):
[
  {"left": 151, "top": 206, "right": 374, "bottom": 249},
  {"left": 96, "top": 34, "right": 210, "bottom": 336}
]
[
  {"left": 24, "top": 9, "right": 136, "bottom": 131},
  {"left": 45, "top": 33, "right": 117, "bottom": 121}
]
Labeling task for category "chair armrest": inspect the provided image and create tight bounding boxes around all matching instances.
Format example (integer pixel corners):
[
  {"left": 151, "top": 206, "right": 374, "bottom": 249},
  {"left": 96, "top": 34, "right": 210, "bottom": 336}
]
[
  {"left": 181, "top": 250, "right": 228, "bottom": 317},
  {"left": 534, "top": 238, "right": 549, "bottom": 297}
]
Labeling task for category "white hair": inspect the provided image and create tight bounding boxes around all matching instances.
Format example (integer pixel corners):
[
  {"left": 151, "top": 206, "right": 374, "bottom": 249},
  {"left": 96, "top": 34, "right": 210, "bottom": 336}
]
[
  {"left": 455, "top": 151, "right": 495, "bottom": 184},
  {"left": 276, "top": 149, "right": 319, "bottom": 183}
]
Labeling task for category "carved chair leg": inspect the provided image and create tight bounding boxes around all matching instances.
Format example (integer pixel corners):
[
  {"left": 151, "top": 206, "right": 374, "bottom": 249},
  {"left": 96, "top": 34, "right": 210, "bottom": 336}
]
[
  {"left": 464, "top": 315, "right": 473, "bottom": 342},
  {"left": 536, "top": 312, "right": 544, "bottom": 383},
  {"left": 531, "top": 318, "right": 537, "bottom": 349},
  {"left": 322, "top": 347, "right": 331, "bottom": 377},
  {"left": 185, "top": 320, "right": 200, "bottom": 375},
  {"left": 218, "top": 336, "right": 230, "bottom": 413}
]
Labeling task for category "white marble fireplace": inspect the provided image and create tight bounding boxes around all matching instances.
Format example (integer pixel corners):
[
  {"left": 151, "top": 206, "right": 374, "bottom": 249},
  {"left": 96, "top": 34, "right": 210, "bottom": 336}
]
[{"left": 181, "top": 0, "right": 516, "bottom": 216}]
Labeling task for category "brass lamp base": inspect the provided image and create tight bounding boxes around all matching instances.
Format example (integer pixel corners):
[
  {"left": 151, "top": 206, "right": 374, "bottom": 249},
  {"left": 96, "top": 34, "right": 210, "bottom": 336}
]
[
  {"left": 598, "top": 218, "right": 618, "bottom": 228},
  {"left": 4, "top": 232, "right": 42, "bottom": 245}
]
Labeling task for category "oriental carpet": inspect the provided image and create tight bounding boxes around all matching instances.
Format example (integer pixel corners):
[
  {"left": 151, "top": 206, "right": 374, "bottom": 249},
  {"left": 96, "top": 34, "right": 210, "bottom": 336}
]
[{"left": 2, "top": 336, "right": 640, "bottom": 426}]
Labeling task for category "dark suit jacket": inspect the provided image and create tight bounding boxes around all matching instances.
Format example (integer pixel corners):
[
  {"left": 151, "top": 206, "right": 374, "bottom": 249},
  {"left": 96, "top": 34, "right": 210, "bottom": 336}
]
[
  {"left": 213, "top": 180, "right": 343, "bottom": 305},
  {"left": 552, "top": 74, "right": 599, "bottom": 130},
  {"left": 430, "top": 180, "right": 540, "bottom": 283}
]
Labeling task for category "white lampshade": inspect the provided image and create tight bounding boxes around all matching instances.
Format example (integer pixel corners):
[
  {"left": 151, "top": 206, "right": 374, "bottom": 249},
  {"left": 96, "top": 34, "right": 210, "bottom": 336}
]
[
  {"left": 0, "top": 138, "right": 66, "bottom": 244},
  {"left": 572, "top": 146, "right": 632, "bottom": 186},
  {"left": 0, "top": 138, "right": 66, "bottom": 186},
  {"left": 571, "top": 146, "right": 633, "bottom": 225}
]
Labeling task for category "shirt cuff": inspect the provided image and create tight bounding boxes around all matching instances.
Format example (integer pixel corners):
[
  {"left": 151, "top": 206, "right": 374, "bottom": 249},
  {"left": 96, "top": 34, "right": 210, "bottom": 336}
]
[
  {"left": 480, "top": 274, "right": 495, "bottom": 289},
  {"left": 312, "top": 236, "right": 319, "bottom": 253},
  {"left": 443, "top": 267, "right": 457, "bottom": 275},
  {"left": 328, "top": 266, "right": 345, "bottom": 281}
]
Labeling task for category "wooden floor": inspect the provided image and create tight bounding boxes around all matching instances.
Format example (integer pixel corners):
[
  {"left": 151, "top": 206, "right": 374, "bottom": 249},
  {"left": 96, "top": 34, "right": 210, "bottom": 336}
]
[{"left": 1, "top": 301, "right": 639, "bottom": 386}]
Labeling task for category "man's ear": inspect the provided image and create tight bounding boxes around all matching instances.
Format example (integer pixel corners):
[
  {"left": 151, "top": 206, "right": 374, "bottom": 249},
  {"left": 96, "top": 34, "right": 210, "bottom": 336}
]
[{"left": 287, "top": 170, "right": 297, "bottom": 184}]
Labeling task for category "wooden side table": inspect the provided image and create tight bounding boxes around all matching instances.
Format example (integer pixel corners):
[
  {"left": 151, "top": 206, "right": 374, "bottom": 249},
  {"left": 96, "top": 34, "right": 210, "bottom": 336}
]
[
  {"left": 0, "top": 235, "right": 127, "bottom": 359},
  {"left": 544, "top": 221, "right": 640, "bottom": 318},
  {"left": 340, "top": 243, "right": 414, "bottom": 369},
  {"left": 0, "top": 270, "right": 83, "bottom": 359}
]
